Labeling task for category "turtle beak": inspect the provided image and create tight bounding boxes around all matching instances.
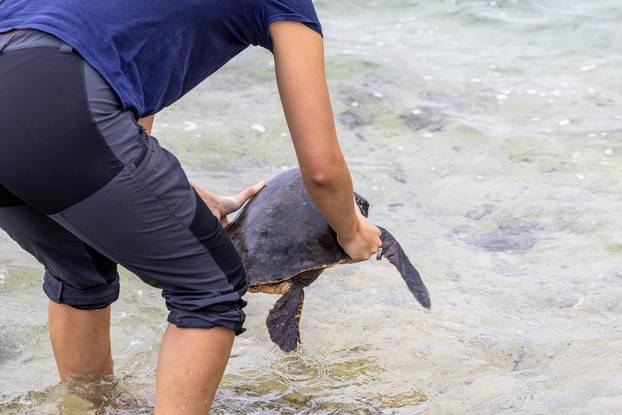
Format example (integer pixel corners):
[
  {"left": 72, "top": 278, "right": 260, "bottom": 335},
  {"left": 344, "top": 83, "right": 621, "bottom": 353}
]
[{"left": 354, "top": 193, "right": 370, "bottom": 217}]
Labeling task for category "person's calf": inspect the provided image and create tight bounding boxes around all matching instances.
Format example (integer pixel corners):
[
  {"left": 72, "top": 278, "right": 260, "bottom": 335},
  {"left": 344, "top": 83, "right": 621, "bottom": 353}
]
[
  {"left": 48, "top": 301, "right": 114, "bottom": 382},
  {"left": 154, "top": 325, "right": 235, "bottom": 415}
]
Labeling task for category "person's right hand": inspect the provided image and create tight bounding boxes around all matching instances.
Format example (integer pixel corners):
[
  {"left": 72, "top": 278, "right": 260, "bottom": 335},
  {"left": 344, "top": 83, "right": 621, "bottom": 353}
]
[{"left": 337, "top": 209, "right": 383, "bottom": 262}]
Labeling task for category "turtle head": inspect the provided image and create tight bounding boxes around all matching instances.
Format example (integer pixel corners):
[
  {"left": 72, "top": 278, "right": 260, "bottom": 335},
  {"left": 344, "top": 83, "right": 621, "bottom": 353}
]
[{"left": 354, "top": 192, "right": 370, "bottom": 217}]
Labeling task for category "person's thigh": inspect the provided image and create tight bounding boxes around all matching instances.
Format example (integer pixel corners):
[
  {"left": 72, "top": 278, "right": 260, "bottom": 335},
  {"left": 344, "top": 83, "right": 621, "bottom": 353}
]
[{"left": 0, "top": 32, "right": 247, "bottom": 333}]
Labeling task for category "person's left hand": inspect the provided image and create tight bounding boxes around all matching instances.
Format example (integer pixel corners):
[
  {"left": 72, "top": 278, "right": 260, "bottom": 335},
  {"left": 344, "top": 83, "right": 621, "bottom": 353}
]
[{"left": 191, "top": 181, "right": 266, "bottom": 227}]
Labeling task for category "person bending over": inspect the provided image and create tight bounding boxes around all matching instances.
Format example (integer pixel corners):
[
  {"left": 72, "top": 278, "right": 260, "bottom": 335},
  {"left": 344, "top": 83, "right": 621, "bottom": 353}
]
[{"left": 0, "top": 1, "right": 381, "bottom": 413}]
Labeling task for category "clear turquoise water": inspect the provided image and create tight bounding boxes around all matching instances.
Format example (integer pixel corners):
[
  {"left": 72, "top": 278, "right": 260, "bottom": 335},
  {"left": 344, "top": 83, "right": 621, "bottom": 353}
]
[{"left": 1, "top": 1, "right": 621, "bottom": 413}]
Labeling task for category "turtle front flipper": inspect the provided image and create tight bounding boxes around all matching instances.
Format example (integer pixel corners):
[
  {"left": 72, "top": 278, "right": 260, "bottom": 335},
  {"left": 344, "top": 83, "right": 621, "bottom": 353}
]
[
  {"left": 266, "top": 283, "right": 305, "bottom": 352},
  {"left": 266, "top": 269, "right": 322, "bottom": 352},
  {"left": 378, "top": 226, "right": 431, "bottom": 309}
]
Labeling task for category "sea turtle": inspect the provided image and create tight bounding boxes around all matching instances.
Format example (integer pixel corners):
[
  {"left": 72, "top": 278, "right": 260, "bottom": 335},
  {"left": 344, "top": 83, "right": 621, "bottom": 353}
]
[{"left": 226, "top": 168, "right": 430, "bottom": 352}]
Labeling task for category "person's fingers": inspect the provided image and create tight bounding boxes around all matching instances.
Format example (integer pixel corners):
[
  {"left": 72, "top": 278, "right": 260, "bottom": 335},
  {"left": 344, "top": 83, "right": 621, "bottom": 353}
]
[{"left": 232, "top": 181, "right": 266, "bottom": 207}]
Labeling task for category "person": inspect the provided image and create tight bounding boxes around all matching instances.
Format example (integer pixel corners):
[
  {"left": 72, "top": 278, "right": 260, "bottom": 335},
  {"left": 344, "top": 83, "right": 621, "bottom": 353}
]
[{"left": 0, "top": 1, "right": 382, "bottom": 413}]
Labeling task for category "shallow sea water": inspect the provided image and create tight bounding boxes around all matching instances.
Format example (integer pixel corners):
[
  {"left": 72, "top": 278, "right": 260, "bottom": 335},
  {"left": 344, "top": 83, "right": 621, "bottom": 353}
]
[{"left": 1, "top": 0, "right": 621, "bottom": 413}]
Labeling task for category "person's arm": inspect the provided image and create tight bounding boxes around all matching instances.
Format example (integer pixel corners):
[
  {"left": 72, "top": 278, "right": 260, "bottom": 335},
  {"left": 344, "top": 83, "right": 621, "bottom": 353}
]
[
  {"left": 138, "top": 115, "right": 155, "bottom": 135},
  {"left": 270, "top": 21, "right": 381, "bottom": 261}
]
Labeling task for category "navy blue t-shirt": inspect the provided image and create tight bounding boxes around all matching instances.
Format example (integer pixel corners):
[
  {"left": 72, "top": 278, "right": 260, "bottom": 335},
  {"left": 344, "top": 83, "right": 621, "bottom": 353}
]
[{"left": 0, "top": 0, "right": 322, "bottom": 117}]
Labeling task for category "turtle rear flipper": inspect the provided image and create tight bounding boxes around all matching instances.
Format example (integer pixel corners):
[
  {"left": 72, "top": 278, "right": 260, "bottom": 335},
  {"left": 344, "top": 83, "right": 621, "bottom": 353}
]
[
  {"left": 266, "top": 283, "right": 305, "bottom": 352},
  {"left": 378, "top": 227, "right": 431, "bottom": 309}
]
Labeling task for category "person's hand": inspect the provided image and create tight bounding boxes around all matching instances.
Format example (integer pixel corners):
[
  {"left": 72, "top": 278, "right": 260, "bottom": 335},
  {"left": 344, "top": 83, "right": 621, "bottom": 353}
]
[
  {"left": 191, "top": 181, "right": 266, "bottom": 227},
  {"left": 337, "top": 208, "right": 383, "bottom": 262}
]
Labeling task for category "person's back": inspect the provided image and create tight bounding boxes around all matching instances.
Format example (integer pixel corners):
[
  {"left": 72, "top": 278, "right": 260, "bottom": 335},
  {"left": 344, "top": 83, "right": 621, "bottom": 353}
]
[{"left": 0, "top": 0, "right": 322, "bottom": 116}]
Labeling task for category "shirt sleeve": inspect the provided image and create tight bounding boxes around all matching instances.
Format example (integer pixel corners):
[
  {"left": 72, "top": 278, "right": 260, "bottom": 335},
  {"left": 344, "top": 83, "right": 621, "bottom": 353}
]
[{"left": 256, "top": 0, "right": 323, "bottom": 52}]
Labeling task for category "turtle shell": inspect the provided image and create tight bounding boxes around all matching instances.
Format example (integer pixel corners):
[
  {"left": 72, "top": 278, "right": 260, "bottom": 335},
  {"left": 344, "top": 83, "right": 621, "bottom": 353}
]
[{"left": 226, "top": 169, "right": 348, "bottom": 287}]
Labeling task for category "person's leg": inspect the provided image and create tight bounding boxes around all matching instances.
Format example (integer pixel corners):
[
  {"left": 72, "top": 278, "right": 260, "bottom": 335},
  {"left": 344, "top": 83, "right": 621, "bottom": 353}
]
[
  {"left": 0, "top": 185, "right": 120, "bottom": 383},
  {"left": 48, "top": 301, "right": 113, "bottom": 381},
  {"left": 0, "top": 29, "right": 129, "bottom": 386},
  {"left": 155, "top": 326, "right": 234, "bottom": 415}
]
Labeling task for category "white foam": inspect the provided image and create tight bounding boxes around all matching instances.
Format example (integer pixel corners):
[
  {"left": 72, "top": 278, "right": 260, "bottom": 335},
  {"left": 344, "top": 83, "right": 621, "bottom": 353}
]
[
  {"left": 558, "top": 119, "right": 571, "bottom": 126},
  {"left": 422, "top": 132, "right": 434, "bottom": 138},
  {"left": 251, "top": 124, "right": 266, "bottom": 133},
  {"left": 580, "top": 64, "right": 597, "bottom": 72},
  {"left": 184, "top": 121, "right": 198, "bottom": 132},
  {"left": 604, "top": 148, "right": 614, "bottom": 156},
  {"left": 572, "top": 296, "right": 586, "bottom": 309}
]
